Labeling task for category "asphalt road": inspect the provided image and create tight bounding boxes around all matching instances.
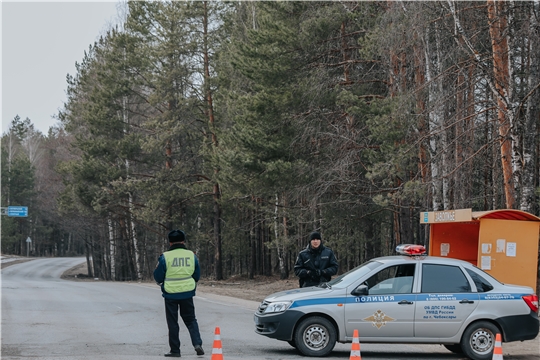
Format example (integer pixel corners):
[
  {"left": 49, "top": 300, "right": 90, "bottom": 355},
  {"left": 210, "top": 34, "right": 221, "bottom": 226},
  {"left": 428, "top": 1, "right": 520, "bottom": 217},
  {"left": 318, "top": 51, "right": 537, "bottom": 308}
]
[{"left": 1, "top": 257, "right": 538, "bottom": 359}]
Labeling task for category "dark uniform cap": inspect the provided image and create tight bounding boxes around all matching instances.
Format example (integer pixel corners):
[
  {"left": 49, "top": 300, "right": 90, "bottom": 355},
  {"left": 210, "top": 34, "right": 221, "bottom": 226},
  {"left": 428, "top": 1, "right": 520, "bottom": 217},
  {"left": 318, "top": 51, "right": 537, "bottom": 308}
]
[
  {"left": 309, "top": 231, "right": 322, "bottom": 241},
  {"left": 168, "top": 229, "right": 186, "bottom": 243}
]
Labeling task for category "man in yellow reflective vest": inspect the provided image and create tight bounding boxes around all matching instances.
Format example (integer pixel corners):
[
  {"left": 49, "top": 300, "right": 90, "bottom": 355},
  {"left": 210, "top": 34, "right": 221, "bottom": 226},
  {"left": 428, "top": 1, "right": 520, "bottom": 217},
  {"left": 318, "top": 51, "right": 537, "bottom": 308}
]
[{"left": 154, "top": 229, "right": 204, "bottom": 357}]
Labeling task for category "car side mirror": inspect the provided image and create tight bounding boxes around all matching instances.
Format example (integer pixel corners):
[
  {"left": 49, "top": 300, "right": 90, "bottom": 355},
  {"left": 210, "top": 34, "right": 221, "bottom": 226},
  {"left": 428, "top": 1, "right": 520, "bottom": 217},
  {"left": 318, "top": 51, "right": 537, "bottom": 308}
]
[{"left": 351, "top": 284, "right": 368, "bottom": 296}]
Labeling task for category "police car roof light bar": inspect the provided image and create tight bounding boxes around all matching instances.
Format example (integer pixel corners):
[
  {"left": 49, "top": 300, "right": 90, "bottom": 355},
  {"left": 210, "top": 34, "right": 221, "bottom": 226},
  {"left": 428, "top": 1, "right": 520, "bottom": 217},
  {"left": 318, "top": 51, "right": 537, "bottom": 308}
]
[{"left": 396, "top": 244, "right": 426, "bottom": 256}]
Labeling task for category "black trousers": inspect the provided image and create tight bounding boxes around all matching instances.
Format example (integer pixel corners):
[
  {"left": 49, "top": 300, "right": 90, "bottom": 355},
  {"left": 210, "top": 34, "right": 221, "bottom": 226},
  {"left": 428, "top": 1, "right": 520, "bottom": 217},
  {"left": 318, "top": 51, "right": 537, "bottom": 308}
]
[{"left": 164, "top": 297, "right": 202, "bottom": 353}]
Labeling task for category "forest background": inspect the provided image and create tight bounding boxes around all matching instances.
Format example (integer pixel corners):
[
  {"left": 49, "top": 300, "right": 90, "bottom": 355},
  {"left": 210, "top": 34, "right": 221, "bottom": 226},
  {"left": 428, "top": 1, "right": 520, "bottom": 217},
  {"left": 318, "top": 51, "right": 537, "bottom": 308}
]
[{"left": 2, "top": 1, "right": 540, "bottom": 285}]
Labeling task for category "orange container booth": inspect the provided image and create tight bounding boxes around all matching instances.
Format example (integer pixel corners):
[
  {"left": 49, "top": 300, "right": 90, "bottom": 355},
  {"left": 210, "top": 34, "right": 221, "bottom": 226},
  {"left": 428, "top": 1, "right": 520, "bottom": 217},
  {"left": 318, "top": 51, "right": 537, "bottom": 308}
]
[{"left": 420, "top": 208, "right": 540, "bottom": 292}]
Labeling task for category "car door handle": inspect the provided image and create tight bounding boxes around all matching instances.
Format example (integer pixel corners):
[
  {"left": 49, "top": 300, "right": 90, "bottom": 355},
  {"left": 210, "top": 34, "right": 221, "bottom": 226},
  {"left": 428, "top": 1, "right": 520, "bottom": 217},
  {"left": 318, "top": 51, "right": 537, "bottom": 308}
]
[
  {"left": 459, "top": 299, "right": 475, "bottom": 304},
  {"left": 398, "top": 300, "right": 413, "bottom": 305}
]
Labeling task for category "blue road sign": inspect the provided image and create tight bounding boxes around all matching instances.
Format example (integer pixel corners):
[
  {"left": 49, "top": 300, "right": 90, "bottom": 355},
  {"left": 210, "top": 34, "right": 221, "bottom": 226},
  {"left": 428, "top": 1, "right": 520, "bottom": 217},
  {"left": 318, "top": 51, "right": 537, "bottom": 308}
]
[{"left": 7, "top": 206, "right": 28, "bottom": 217}]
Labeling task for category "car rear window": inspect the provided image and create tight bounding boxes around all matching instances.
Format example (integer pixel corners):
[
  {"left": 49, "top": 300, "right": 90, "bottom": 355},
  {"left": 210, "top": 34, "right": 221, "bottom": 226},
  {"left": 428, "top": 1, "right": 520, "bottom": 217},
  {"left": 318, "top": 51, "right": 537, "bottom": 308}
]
[
  {"left": 466, "top": 268, "right": 494, "bottom": 292},
  {"left": 421, "top": 264, "right": 471, "bottom": 293}
]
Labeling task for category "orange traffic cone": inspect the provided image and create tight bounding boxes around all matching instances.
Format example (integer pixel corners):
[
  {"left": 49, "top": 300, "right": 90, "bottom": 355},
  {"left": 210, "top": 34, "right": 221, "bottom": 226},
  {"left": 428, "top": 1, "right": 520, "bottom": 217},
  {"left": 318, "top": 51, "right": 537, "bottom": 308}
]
[
  {"left": 492, "top": 333, "right": 503, "bottom": 360},
  {"left": 211, "top": 326, "right": 224, "bottom": 360},
  {"left": 349, "top": 329, "right": 361, "bottom": 360}
]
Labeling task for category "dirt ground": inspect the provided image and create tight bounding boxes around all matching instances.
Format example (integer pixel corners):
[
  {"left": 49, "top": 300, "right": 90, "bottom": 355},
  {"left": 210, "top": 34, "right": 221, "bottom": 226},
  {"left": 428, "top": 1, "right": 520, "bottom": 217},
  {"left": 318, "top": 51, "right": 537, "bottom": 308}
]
[
  {"left": 198, "top": 276, "right": 298, "bottom": 302},
  {"left": 0, "top": 257, "right": 35, "bottom": 269}
]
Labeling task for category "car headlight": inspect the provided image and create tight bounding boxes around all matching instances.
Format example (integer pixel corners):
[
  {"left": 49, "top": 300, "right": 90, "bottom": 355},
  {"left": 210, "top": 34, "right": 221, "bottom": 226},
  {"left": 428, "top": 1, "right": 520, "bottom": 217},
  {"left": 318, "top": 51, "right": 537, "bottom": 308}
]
[{"left": 263, "top": 301, "right": 292, "bottom": 314}]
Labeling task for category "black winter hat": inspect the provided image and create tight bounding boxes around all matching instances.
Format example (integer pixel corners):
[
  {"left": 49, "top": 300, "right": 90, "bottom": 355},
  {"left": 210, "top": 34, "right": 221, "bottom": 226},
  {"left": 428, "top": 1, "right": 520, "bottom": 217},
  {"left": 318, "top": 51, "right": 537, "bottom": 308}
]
[
  {"left": 168, "top": 229, "right": 186, "bottom": 243},
  {"left": 309, "top": 231, "right": 322, "bottom": 241}
]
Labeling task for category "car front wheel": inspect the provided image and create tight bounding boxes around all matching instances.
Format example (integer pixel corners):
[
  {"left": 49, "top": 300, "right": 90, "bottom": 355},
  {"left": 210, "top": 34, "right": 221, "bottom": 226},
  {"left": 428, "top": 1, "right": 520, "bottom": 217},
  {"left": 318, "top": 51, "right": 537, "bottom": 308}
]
[
  {"left": 460, "top": 321, "right": 500, "bottom": 360},
  {"left": 294, "top": 316, "right": 337, "bottom": 357}
]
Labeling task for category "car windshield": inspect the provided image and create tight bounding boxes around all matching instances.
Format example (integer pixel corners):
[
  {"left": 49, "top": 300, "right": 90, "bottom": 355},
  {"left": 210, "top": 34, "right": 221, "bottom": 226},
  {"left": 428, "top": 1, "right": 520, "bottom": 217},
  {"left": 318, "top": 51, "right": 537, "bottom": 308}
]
[{"left": 326, "top": 260, "right": 383, "bottom": 288}]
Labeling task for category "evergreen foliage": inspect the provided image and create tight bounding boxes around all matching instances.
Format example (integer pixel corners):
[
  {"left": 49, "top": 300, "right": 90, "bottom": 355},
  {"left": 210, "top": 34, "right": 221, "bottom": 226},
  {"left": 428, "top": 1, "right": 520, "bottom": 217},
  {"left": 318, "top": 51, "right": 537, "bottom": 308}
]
[{"left": 2, "top": 1, "right": 540, "bottom": 283}]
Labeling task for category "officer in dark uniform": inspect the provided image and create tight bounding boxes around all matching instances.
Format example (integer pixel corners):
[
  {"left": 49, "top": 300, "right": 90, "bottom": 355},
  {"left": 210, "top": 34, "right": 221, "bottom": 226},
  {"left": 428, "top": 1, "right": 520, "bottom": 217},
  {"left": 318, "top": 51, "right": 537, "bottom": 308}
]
[
  {"left": 294, "top": 231, "right": 339, "bottom": 288},
  {"left": 154, "top": 230, "right": 204, "bottom": 357}
]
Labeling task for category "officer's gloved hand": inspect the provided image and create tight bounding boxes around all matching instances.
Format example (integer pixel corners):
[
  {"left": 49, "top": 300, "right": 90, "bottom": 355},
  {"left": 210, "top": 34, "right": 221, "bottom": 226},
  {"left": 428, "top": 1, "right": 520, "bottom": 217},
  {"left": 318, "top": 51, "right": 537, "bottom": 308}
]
[{"left": 315, "top": 269, "right": 321, "bottom": 277}]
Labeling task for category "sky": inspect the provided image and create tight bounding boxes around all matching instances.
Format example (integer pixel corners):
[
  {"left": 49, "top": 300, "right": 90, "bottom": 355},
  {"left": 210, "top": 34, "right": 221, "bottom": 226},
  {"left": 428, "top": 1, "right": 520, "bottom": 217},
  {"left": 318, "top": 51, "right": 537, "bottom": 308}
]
[{"left": 2, "top": 1, "right": 122, "bottom": 135}]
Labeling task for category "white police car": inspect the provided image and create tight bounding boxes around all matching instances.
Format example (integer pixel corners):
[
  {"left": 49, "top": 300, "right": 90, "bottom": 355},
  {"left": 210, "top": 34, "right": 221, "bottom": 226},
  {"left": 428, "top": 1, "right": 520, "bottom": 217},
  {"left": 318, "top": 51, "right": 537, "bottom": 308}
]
[{"left": 254, "top": 245, "right": 539, "bottom": 359}]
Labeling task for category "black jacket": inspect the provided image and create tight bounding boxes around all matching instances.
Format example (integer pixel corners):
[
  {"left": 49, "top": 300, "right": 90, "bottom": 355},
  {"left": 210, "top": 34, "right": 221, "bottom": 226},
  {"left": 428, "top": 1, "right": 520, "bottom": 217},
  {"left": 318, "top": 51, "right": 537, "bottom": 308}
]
[{"left": 294, "top": 244, "right": 338, "bottom": 287}]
